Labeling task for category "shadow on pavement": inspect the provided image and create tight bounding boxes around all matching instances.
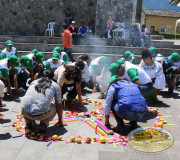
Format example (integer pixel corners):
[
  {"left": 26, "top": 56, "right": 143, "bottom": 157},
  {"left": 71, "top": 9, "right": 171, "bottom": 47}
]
[
  {"left": 159, "top": 90, "right": 180, "bottom": 99},
  {"left": 0, "top": 133, "right": 12, "bottom": 140},
  {"left": 0, "top": 119, "right": 11, "bottom": 124}
]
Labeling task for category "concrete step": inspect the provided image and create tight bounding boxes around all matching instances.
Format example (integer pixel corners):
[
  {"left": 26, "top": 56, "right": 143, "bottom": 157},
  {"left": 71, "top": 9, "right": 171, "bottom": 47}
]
[
  {"left": 174, "top": 45, "right": 180, "bottom": 49},
  {"left": 0, "top": 35, "right": 175, "bottom": 48},
  {"left": 0, "top": 43, "right": 179, "bottom": 57}
]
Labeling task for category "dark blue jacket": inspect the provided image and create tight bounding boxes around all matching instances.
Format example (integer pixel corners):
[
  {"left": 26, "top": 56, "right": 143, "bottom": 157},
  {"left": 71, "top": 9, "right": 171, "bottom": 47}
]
[{"left": 112, "top": 80, "right": 147, "bottom": 111}]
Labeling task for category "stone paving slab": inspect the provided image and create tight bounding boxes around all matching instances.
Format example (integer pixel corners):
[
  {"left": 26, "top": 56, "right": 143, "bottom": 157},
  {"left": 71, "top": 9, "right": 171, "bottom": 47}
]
[{"left": 0, "top": 88, "right": 180, "bottom": 160}]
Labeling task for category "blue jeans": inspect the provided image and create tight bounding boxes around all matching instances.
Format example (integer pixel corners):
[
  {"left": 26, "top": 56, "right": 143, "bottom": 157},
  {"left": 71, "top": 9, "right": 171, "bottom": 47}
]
[
  {"left": 64, "top": 48, "right": 75, "bottom": 62},
  {"left": 111, "top": 102, "right": 146, "bottom": 125},
  {"left": 139, "top": 83, "right": 153, "bottom": 96}
]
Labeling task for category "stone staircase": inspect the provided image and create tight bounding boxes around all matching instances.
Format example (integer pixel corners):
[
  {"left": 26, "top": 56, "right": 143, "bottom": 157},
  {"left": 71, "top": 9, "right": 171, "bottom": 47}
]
[{"left": 0, "top": 35, "right": 179, "bottom": 63}]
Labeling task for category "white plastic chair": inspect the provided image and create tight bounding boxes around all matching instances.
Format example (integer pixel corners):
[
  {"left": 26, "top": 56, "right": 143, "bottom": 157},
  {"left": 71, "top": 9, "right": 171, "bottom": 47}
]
[{"left": 45, "top": 22, "right": 55, "bottom": 37}]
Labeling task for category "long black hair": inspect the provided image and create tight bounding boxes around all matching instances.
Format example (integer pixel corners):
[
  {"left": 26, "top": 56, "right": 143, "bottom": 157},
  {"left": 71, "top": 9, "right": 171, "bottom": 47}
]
[
  {"left": 64, "top": 65, "right": 81, "bottom": 84},
  {"left": 35, "top": 69, "right": 54, "bottom": 94}
]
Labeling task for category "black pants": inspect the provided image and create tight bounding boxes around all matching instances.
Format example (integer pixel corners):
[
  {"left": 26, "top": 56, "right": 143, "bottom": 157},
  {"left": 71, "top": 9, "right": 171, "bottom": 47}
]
[{"left": 62, "top": 81, "right": 86, "bottom": 99}]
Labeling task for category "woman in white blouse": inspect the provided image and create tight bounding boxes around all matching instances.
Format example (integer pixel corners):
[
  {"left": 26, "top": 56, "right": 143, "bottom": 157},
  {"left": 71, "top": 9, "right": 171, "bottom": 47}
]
[{"left": 139, "top": 50, "right": 166, "bottom": 104}]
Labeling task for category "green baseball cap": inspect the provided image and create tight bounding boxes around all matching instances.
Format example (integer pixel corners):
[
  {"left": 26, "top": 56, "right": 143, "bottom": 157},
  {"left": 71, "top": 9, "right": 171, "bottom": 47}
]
[
  {"left": 53, "top": 46, "right": 61, "bottom": 52},
  {"left": 168, "top": 53, "right": 180, "bottom": 62},
  {"left": 109, "top": 75, "right": 121, "bottom": 84},
  {"left": 149, "top": 47, "right": 157, "bottom": 54},
  {"left": 6, "top": 40, "right": 13, "bottom": 46},
  {"left": 109, "top": 63, "right": 120, "bottom": 77},
  {"left": 36, "top": 52, "right": 44, "bottom": 64},
  {"left": 116, "top": 59, "right": 125, "bottom": 65},
  {"left": 124, "top": 51, "right": 134, "bottom": 58},
  {"left": 20, "top": 55, "right": 31, "bottom": 68},
  {"left": 52, "top": 52, "right": 60, "bottom": 60},
  {"left": 8, "top": 55, "right": 20, "bottom": 67},
  {"left": 30, "top": 49, "right": 38, "bottom": 54},
  {"left": 100, "top": 56, "right": 108, "bottom": 66}
]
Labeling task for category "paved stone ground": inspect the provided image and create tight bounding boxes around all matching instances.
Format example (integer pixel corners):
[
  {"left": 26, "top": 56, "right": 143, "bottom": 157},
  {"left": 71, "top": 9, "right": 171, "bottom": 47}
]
[{"left": 0, "top": 87, "right": 180, "bottom": 160}]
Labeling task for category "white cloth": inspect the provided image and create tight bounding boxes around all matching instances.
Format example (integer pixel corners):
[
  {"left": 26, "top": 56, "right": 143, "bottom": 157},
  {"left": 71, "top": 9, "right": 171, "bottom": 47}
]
[
  {"left": 26, "top": 53, "right": 38, "bottom": 68},
  {"left": 89, "top": 56, "right": 103, "bottom": 76},
  {"left": 61, "top": 52, "right": 68, "bottom": 63},
  {"left": 0, "top": 80, "right": 5, "bottom": 97},
  {"left": 96, "top": 66, "right": 111, "bottom": 93},
  {"left": 70, "top": 61, "right": 90, "bottom": 83},
  {"left": 122, "top": 62, "right": 152, "bottom": 85},
  {"left": 0, "top": 59, "right": 10, "bottom": 71},
  {"left": 115, "top": 22, "right": 125, "bottom": 29},
  {"left": 140, "top": 28, "right": 149, "bottom": 37},
  {"left": 139, "top": 61, "right": 166, "bottom": 89},
  {"left": 46, "top": 58, "right": 64, "bottom": 70},
  {"left": 1, "top": 47, "right": 17, "bottom": 58},
  {"left": 121, "top": 57, "right": 135, "bottom": 64},
  {"left": 82, "top": 61, "right": 90, "bottom": 83},
  {"left": 152, "top": 53, "right": 164, "bottom": 65}
]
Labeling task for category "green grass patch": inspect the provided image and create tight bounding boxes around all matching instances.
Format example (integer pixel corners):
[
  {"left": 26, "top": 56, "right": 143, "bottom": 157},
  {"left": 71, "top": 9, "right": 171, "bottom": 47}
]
[{"left": 161, "top": 34, "right": 180, "bottom": 40}]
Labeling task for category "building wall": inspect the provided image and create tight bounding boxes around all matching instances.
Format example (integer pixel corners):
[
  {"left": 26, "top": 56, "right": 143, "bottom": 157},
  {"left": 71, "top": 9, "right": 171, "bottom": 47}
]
[
  {"left": 0, "top": 0, "right": 97, "bottom": 36},
  {"left": 0, "top": 0, "right": 133, "bottom": 36},
  {"left": 145, "top": 16, "right": 180, "bottom": 34}
]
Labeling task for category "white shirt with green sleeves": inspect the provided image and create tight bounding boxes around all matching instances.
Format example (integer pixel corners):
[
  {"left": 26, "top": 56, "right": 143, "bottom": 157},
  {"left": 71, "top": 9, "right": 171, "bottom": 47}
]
[
  {"left": 122, "top": 61, "right": 152, "bottom": 85},
  {"left": 152, "top": 53, "right": 164, "bottom": 65},
  {"left": 45, "top": 58, "right": 65, "bottom": 70},
  {"left": 89, "top": 56, "right": 103, "bottom": 76},
  {"left": 1, "top": 47, "right": 18, "bottom": 58},
  {"left": 0, "top": 59, "right": 11, "bottom": 78}
]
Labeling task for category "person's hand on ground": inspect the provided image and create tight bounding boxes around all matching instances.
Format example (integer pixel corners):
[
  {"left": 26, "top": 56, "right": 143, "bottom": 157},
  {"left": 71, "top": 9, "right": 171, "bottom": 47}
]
[{"left": 78, "top": 99, "right": 84, "bottom": 107}]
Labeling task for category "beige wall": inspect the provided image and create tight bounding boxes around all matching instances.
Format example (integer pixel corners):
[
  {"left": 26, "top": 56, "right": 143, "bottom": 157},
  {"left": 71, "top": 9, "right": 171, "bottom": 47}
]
[{"left": 145, "top": 16, "right": 180, "bottom": 34}]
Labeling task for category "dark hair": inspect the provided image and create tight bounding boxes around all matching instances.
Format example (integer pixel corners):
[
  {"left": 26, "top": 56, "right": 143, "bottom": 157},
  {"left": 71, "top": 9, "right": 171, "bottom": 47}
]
[
  {"left": 67, "top": 7, "right": 71, "bottom": 11},
  {"left": 75, "top": 59, "right": 85, "bottom": 70},
  {"left": 63, "top": 23, "right": 68, "bottom": 29},
  {"left": 64, "top": 65, "right": 81, "bottom": 84},
  {"left": 142, "top": 24, "right": 146, "bottom": 28},
  {"left": 78, "top": 54, "right": 89, "bottom": 61},
  {"left": 35, "top": 69, "right": 54, "bottom": 94},
  {"left": 142, "top": 49, "right": 152, "bottom": 59}
]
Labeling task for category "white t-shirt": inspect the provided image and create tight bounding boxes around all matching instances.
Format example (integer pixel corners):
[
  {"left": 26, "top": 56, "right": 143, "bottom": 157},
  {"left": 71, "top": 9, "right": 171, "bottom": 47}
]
[
  {"left": 70, "top": 61, "right": 90, "bottom": 83},
  {"left": 89, "top": 56, "right": 103, "bottom": 76},
  {"left": 122, "top": 62, "right": 152, "bottom": 85},
  {"left": 26, "top": 53, "right": 38, "bottom": 68},
  {"left": 46, "top": 58, "right": 64, "bottom": 70},
  {"left": 140, "top": 28, "right": 149, "bottom": 37},
  {"left": 115, "top": 22, "right": 125, "bottom": 29},
  {"left": 152, "top": 53, "right": 164, "bottom": 65},
  {"left": 60, "top": 52, "right": 68, "bottom": 63},
  {"left": 139, "top": 61, "right": 165, "bottom": 89},
  {"left": 1, "top": 47, "right": 17, "bottom": 58}
]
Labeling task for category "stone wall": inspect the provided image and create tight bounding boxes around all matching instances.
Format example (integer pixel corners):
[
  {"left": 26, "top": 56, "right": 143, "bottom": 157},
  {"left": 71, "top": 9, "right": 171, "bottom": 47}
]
[
  {"left": 0, "top": 0, "right": 97, "bottom": 36},
  {"left": 0, "top": 0, "right": 133, "bottom": 36},
  {"left": 95, "top": 0, "right": 133, "bottom": 36}
]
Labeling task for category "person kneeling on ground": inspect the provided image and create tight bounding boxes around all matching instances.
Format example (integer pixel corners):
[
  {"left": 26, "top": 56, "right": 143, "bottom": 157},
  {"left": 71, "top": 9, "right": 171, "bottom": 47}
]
[
  {"left": 21, "top": 69, "right": 67, "bottom": 133},
  {"left": 54, "top": 64, "right": 84, "bottom": 107},
  {"left": 105, "top": 76, "right": 147, "bottom": 135}
]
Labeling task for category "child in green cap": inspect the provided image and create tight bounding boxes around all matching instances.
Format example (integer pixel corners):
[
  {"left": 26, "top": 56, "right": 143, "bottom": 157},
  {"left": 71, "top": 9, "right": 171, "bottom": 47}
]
[
  {"left": 0, "top": 55, "right": 20, "bottom": 99},
  {"left": 122, "top": 51, "right": 136, "bottom": 64},
  {"left": 26, "top": 52, "right": 44, "bottom": 80},
  {"left": 53, "top": 46, "right": 68, "bottom": 64},
  {"left": 149, "top": 47, "right": 164, "bottom": 65},
  {"left": 1, "top": 40, "right": 18, "bottom": 59},
  {"left": 45, "top": 52, "right": 65, "bottom": 71}
]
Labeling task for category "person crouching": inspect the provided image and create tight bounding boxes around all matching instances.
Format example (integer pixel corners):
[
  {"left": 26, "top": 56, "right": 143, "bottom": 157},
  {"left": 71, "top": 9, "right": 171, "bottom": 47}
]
[{"left": 21, "top": 69, "right": 67, "bottom": 133}]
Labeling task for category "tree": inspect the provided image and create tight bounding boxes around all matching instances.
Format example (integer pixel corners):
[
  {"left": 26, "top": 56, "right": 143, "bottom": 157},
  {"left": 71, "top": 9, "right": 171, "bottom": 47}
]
[
  {"left": 169, "top": 0, "right": 180, "bottom": 6},
  {"left": 135, "top": 0, "right": 143, "bottom": 23}
]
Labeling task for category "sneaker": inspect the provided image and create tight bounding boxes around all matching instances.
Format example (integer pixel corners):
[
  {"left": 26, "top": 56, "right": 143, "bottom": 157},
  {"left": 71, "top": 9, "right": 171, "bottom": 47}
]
[{"left": 38, "top": 123, "right": 47, "bottom": 133}]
